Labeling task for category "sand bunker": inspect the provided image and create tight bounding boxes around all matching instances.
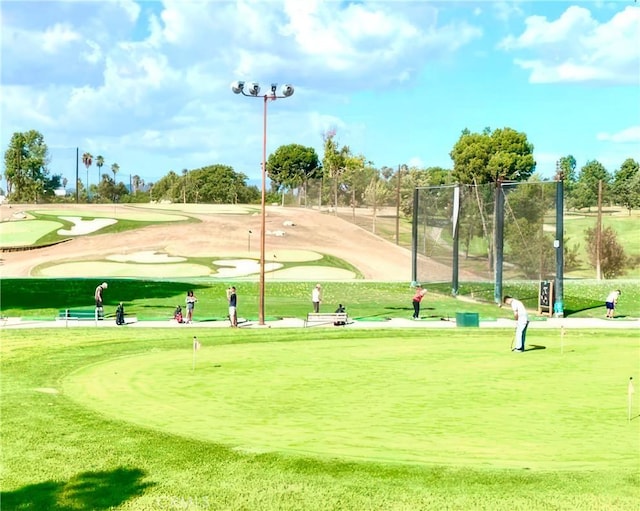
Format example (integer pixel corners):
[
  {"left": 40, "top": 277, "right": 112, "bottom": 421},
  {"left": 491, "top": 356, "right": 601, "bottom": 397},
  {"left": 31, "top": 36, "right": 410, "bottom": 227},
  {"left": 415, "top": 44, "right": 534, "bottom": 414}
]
[
  {"left": 58, "top": 217, "right": 117, "bottom": 235},
  {"left": 107, "top": 251, "right": 187, "bottom": 263},
  {"left": 213, "top": 259, "right": 283, "bottom": 277}
]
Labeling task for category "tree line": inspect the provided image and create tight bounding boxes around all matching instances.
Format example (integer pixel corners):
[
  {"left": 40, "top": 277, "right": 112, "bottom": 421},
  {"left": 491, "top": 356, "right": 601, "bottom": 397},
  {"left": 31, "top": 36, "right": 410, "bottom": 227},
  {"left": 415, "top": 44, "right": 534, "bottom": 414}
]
[{"left": 2, "top": 128, "right": 638, "bottom": 213}]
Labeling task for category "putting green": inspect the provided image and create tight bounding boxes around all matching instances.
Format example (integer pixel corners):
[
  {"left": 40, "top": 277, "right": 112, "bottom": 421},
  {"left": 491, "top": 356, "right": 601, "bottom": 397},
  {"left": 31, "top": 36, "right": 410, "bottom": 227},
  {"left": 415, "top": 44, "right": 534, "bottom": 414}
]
[
  {"left": 62, "top": 335, "right": 639, "bottom": 469},
  {"left": 0, "top": 219, "right": 63, "bottom": 246},
  {"left": 134, "top": 203, "right": 258, "bottom": 215}
]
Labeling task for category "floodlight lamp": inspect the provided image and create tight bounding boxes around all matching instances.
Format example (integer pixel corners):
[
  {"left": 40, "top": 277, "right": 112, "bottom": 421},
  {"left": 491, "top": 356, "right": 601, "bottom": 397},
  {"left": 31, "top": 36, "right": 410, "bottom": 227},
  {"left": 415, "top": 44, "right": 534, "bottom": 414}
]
[
  {"left": 231, "top": 80, "right": 245, "bottom": 94},
  {"left": 281, "top": 84, "right": 294, "bottom": 97},
  {"left": 247, "top": 82, "right": 261, "bottom": 96},
  {"left": 270, "top": 83, "right": 278, "bottom": 95}
]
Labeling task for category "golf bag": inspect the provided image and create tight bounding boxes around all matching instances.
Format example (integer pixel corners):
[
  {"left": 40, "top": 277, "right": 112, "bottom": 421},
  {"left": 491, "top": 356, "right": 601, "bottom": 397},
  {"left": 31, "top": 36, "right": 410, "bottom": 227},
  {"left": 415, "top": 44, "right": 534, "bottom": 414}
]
[
  {"left": 174, "top": 305, "right": 183, "bottom": 324},
  {"left": 115, "top": 303, "right": 125, "bottom": 325},
  {"left": 334, "top": 304, "right": 346, "bottom": 326}
]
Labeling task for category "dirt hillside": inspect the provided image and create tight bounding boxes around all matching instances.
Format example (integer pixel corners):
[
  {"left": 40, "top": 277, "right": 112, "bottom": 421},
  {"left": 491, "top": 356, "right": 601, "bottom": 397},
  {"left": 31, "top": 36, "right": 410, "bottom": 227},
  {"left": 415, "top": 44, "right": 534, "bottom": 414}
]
[{"left": 1, "top": 205, "right": 425, "bottom": 281}]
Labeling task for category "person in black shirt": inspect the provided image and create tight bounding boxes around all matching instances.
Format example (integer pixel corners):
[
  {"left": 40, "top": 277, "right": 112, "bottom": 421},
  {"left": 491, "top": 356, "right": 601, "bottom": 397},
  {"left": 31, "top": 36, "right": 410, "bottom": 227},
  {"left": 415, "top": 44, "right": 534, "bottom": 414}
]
[{"left": 226, "top": 286, "right": 238, "bottom": 327}]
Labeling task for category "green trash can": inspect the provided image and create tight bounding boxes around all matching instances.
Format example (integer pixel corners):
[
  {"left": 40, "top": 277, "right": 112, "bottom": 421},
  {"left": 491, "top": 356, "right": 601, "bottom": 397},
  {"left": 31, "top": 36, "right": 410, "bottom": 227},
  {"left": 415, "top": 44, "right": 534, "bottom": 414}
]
[{"left": 456, "top": 312, "right": 479, "bottom": 327}]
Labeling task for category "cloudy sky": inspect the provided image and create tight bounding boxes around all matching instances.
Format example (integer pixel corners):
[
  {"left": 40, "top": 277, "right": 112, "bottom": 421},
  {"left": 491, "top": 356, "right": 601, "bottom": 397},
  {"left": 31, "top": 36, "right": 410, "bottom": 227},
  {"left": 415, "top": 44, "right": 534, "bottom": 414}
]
[{"left": 1, "top": 0, "right": 638, "bottom": 187}]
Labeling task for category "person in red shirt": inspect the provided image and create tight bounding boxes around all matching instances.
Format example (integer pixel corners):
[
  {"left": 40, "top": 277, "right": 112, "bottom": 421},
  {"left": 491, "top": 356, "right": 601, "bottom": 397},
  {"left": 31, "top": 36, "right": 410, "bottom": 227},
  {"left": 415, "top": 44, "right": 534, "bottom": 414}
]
[{"left": 412, "top": 285, "right": 426, "bottom": 320}]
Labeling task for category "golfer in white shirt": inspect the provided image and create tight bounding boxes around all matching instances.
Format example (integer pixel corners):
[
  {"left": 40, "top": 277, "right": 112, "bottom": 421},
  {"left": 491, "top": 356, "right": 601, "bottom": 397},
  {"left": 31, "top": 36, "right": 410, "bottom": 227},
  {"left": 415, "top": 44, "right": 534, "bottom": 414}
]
[{"left": 503, "top": 295, "right": 529, "bottom": 352}]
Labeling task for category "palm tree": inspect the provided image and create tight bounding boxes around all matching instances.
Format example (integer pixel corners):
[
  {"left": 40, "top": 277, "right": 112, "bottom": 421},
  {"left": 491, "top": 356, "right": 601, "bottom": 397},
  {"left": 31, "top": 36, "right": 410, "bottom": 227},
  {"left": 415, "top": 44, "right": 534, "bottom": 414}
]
[
  {"left": 96, "top": 155, "right": 104, "bottom": 188},
  {"left": 182, "top": 168, "right": 188, "bottom": 203},
  {"left": 111, "top": 163, "right": 120, "bottom": 206},
  {"left": 82, "top": 152, "right": 93, "bottom": 201},
  {"left": 132, "top": 175, "right": 141, "bottom": 194},
  {"left": 111, "top": 163, "right": 120, "bottom": 182}
]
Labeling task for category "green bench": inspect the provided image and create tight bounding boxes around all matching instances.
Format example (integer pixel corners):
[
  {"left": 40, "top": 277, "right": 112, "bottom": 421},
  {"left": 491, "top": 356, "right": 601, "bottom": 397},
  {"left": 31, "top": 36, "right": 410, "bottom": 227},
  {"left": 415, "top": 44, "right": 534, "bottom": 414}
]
[{"left": 57, "top": 309, "right": 101, "bottom": 320}]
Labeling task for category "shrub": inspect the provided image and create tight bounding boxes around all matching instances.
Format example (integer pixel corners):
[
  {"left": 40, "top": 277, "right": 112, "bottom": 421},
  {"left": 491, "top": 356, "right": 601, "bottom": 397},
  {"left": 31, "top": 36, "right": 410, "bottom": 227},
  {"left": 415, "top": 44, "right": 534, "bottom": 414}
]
[{"left": 584, "top": 226, "right": 627, "bottom": 279}]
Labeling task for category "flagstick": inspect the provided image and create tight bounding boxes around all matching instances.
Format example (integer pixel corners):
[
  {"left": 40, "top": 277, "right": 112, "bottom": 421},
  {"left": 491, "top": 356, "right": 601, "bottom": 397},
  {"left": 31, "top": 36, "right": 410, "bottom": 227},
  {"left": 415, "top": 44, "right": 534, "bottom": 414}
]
[
  {"left": 629, "top": 377, "right": 635, "bottom": 422},
  {"left": 192, "top": 336, "right": 199, "bottom": 371}
]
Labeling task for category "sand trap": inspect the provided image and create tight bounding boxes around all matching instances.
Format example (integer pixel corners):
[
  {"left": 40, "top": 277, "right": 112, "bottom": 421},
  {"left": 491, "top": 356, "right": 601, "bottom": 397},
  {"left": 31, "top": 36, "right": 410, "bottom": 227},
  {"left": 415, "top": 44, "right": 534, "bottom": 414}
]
[
  {"left": 58, "top": 216, "right": 117, "bottom": 235},
  {"left": 213, "top": 259, "right": 283, "bottom": 277},
  {"left": 107, "top": 251, "right": 187, "bottom": 263}
]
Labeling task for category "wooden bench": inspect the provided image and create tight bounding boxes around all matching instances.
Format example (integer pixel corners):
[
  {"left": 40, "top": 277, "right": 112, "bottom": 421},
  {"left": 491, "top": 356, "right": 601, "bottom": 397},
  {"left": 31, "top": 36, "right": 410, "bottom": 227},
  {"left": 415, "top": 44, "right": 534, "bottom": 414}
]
[{"left": 304, "top": 312, "right": 348, "bottom": 327}]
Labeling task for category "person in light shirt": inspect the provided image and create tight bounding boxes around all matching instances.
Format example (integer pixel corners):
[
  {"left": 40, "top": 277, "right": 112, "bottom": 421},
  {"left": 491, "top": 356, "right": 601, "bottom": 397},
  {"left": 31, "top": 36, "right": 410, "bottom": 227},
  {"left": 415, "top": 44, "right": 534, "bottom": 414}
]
[
  {"left": 503, "top": 295, "right": 529, "bottom": 352},
  {"left": 605, "top": 289, "right": 621, "bottom": 319},
  {"left": 311, "top": 284, "right": 322, "bottom": 313}
]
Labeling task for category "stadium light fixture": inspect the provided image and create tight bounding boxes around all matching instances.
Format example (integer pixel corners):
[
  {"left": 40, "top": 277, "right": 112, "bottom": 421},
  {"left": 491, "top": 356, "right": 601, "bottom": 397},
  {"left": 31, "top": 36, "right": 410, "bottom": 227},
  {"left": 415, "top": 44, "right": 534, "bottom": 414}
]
[{"left": 231, "top": 81, "right": 295, "bottom": 325}]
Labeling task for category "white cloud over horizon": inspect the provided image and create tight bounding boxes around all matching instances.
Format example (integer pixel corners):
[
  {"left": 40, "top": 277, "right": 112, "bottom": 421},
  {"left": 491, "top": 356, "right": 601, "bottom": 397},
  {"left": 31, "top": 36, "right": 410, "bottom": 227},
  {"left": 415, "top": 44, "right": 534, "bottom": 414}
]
[
  {"left": 597, "top": 126, "right": 640, "bottom": 144},
  {"left": 500, "top": 5, "right": 640, "bottom": 84}
]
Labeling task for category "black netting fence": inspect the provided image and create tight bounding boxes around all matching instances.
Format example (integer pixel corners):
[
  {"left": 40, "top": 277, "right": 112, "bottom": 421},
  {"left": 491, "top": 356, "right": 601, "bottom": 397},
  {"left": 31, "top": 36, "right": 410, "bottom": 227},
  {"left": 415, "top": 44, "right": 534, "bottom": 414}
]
[{"left": 413, "top": 181, "right": 560, "bottom": 302}]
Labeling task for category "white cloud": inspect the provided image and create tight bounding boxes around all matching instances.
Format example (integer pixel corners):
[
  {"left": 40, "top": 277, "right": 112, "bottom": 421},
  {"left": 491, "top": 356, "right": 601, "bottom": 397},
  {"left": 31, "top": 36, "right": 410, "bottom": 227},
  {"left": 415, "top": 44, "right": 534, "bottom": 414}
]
[
  {"left": 0, "top": 0, "right": 483, "bottom": 181},
  {"left": 407, "top": 156, "right": 424, "bottom": 169},
  {"left": 597, "top": 126, "right": 640, "bottom": 144},
  {"left": 493, "top": 1, "right": 524, "bottom": 22},
  {"left": 500, "top": 6, "right": 640, "bottom": 84},
  {"left": 41, "top": 22, "right": 80, "bottom": 53}
]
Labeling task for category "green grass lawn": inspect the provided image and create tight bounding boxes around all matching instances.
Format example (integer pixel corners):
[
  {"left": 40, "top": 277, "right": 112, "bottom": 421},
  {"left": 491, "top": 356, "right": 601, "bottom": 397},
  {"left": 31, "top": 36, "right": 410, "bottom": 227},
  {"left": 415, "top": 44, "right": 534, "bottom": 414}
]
[
  {"left": 0, "top": 209, "right": 195, "bottom": 247},
  {"left": 1, "top": 328, "right": 639, "bottom": 510},
  {"left": 2, "top": 278, "right": 638, "bottom": 321},
  {"left": 0, "top": 219, "right": 64, "bottom": 246}
]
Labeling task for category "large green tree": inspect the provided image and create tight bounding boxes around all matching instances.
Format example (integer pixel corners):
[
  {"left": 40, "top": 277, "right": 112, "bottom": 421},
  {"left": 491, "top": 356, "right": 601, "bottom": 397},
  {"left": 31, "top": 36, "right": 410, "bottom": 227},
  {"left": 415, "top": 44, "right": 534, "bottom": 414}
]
[
  {"left": 181, "top": 165, "right": 258, "bottom": 204},
  {"left": 95, "top": 173, "right": 129, "bottom": 203},
  {"left": 152, "top": 171, "right": 181, "bottom": 201},
  {"left": 3, "top": 130, "right": 56, "bottom": 202},
  {"left": 450, "top": 127, "right": 535, "bottom": 184},
  {"left": 571, "top": 160, "right": 610, "bottom": 210},
  {"left": 611, "top": 158, "right": 640, "bottom": 214},
  {"left": 267, "top": 144, "right": 321, "bottom": 197}
]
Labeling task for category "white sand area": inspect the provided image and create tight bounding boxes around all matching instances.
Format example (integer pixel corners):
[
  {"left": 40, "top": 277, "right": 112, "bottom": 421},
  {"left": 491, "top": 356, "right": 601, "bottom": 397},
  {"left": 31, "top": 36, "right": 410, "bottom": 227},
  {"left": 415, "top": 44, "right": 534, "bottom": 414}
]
[{"left": 58, "top": 216, "right": 117, "bottom": 235}]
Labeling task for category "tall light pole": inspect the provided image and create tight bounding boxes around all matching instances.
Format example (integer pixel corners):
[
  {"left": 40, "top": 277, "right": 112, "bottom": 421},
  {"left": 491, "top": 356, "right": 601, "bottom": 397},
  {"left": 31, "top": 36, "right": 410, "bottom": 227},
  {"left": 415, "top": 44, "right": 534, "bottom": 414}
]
[{"left": 231, "top": 81, "right": 294, "bottom": 325}]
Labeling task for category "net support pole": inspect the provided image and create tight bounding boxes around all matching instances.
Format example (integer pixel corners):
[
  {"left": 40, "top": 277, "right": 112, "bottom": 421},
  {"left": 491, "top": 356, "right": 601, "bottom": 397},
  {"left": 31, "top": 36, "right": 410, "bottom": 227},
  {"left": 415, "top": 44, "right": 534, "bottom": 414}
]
[
  {"left": 411, "top": 187, "right": 419, "bottom": 283},
  {"left": 494, "top": 181, "right": 505, "bottom": 304},
  {"left": 554, "top": 177, "right": 564, "bottom": 317},
  {"left": 451, "top": 185, "right": 460, "bottom": 296}
]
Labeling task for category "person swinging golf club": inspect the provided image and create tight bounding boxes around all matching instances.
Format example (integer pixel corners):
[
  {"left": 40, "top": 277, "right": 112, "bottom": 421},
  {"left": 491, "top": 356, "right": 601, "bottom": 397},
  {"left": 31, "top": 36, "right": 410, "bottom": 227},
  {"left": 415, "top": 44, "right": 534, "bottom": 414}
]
[
  {"left": 94, "top": 282, "right": 108, "bottom": 320},
  {"left": 503, "top": 295, "right": 529, "bottom": 352}
]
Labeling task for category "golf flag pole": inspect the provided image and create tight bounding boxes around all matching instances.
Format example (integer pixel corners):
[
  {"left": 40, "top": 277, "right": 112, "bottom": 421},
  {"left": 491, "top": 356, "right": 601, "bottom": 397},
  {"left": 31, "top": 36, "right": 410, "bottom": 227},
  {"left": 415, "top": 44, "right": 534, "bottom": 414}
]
[
  {"left": 192, "top": 336, "right": 201, "bottom": 371},
  {"left": 629, "top": 377, "right": 635, "bottom": 422}
]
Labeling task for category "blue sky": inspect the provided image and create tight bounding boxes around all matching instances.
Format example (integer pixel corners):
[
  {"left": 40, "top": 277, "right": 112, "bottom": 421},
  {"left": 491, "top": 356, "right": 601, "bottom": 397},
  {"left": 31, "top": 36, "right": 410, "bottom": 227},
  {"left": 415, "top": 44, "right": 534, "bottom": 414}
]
[{"left": 1, "top": 0, "right": 638, "bottom": 187}]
